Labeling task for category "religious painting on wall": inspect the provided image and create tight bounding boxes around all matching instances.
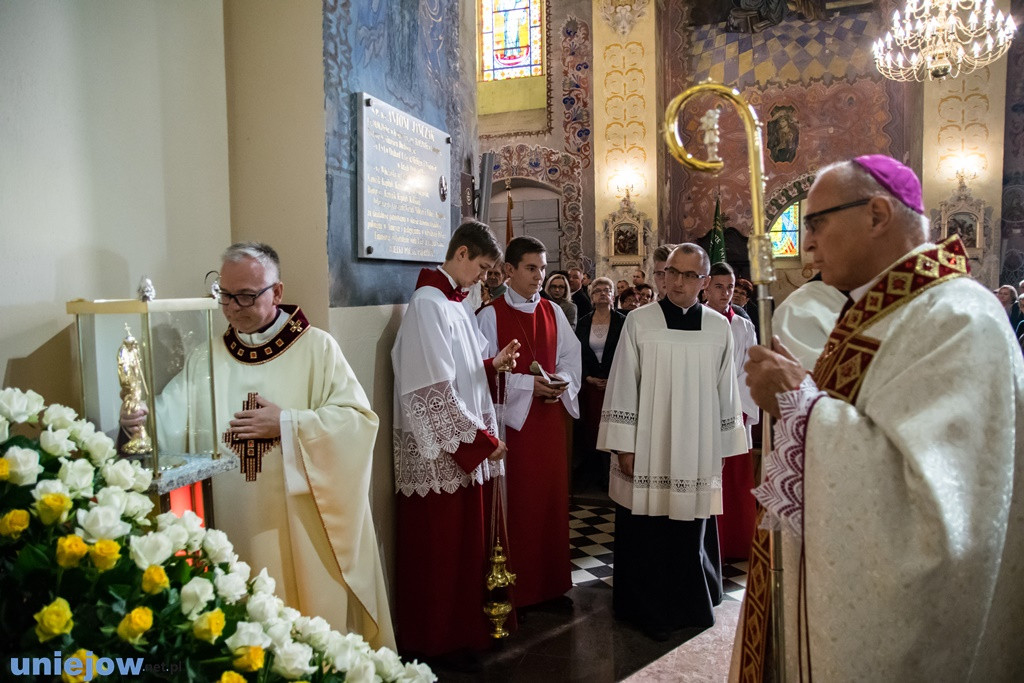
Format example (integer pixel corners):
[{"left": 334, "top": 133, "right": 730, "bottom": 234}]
[
  {"left": 947, "top": 212, "right": 978, "bottom": 249},
  {"left": 766, "top": 105, "right": 799, "bottom": 164},
  {"left": 614, "top": 222, "right": 638, "bottom": 256},
  {"left": 934, "top": 178, "right": 988, "bottom": 258}
]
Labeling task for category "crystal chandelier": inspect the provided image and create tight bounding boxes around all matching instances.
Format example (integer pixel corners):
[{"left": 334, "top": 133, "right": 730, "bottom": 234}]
[{"left": 873, "top": 0, "right": 1017, "bottom": 81}]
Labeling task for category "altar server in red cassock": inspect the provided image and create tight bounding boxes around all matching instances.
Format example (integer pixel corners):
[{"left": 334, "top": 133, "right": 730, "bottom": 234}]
[
  {"left": 476, "top": 236, "right": 582, "bottom": 609},
  {"left": 391, "top": 221, "right": 520, "bottom": 658}
]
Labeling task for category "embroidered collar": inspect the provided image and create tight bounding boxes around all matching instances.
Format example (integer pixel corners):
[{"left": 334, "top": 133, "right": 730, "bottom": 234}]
[{"left": 223, "top": 304, "right": 309, "bottom": 365}]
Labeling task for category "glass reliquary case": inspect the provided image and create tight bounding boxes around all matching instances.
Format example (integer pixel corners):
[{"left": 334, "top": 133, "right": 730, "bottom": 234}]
[{"left": 66, "top": 298, "right": 237, "bottom": 494}]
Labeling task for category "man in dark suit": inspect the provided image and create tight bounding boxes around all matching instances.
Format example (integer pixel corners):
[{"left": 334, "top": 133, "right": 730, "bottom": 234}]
[{"left": 568, "top": 267, "right": 593, "bottom": 319}]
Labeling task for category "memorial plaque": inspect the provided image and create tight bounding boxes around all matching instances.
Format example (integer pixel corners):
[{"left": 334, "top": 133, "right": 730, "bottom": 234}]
[{"left": 357, "top": 93, "right": 452, "bottom": 262}]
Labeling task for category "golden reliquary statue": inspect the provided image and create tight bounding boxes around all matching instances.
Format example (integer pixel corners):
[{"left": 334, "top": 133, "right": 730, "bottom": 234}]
[{"left": 117, "top": 324, "right": 153, "bottom": 455}]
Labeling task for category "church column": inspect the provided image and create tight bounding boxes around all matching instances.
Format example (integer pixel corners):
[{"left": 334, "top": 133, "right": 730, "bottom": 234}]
[
  {"left": 920, "top": 0, "right": 1010, "bottom": 286},
  {"left": 592, "top": 0, "right": 659, "bottom": 276}
]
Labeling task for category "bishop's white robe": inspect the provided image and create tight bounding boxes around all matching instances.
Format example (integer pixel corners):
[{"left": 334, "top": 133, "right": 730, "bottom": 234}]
[
  {"left": 157, "top": 306, "right": 395, "bottom": 649},
  {"left": 598, "top": 302, "right": 748, "bottom": 519},
  {"left": 736, "top": 239, "right": 1024, "bottom": 680},
  {"left": 772, "top": 278, "right": 847, "bottom": 369}
]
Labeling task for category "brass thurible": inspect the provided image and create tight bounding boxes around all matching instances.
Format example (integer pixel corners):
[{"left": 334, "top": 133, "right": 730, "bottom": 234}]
[{"left": 483, "top": 539, "right": 516, "bottom": 639}]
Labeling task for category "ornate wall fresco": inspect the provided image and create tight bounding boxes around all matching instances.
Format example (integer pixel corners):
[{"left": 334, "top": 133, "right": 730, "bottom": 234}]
[
  {"left": 561, "top": 17, "right": 592, "bottom": 166},
  {"left": 486, "top": 143, "right": 585, "bottom": 269},
  {"left": 324, "top": 0, "right": 476, "bottom": 306},
  {"left": 660, "top": 8, "right": 915, "bottom": 247},
  {"left": 602, "top": 40, "right": 648, "bottom": 198}
]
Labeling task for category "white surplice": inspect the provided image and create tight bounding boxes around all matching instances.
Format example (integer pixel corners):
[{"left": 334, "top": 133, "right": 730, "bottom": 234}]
[
  {"left": 772, "top": 279, "right": 847, "bottom": 369},
  {"left": 156, "top": 309, "right": 395, "bottom": 649},
  {"left": 476, "top": 288, "right": 581, "bottom": 429},
  {"left": 728, "top": 311, "right": 759, "bottom": 448},
  {"left": 391, "top": 280, "right": 501, "bottom": 496},
  {"left": 598, "top": 303, "right": 748, "bottom": 520}
]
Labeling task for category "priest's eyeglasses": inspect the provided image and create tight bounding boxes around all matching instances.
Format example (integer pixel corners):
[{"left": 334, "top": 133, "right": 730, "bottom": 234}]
[
  {"left": 802, "top": 198, "right": 871, "bottom": 233},
  {"left": 664, "top": 267, "right": 708, "bottom": 281},
  {"left": 214, "top": 283, "right": 275, "bottom": 307}
]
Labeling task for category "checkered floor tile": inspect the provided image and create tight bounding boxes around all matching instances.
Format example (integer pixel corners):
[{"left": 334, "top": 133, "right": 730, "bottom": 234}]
[{"left": 569, "top": 504, "right": 748, "bottom": 602}]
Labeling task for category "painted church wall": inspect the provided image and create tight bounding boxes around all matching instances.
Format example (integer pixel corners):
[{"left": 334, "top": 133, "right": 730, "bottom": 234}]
[{"left": 0, "top": 0, "right": 231, "bottom": 408}]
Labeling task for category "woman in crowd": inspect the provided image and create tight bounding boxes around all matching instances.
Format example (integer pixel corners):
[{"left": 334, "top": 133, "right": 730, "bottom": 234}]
[
  {"left": 574, "top": 277, "right": 625, "bottom": 493},
  {"left": 544, "top": 273, "right": 578, "bottom": 329},
  {"left": 617, "top": 286, "right": 639, "bottom": 312}
]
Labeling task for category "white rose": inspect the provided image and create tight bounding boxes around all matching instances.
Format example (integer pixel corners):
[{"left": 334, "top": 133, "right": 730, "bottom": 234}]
[
  {"left": 229, "top": 560, "right": 252, "bottom": 582},
  {"left": 94, "top": 486, "right": 128, "bottom": 515},
  {"left": 344, "top": 657, "right": 377, "bottom": 683},
  {"left": 129, "top": 531, "right": 174, "bottom": 570},
  {"left": 0, "top": 417, "right": 9, "bottom": 443},
  {"left": 42, "top": 404, "right": 78, "bottom": 430},
  {"left": 101, "top": 460, "right": 137, "bottom": 489},
  {"left": 180, "top": 576, "right": 215, "bottom": 619},
  {"left": 76, "top": 505, "right": 131, "bottom": 541},
  {"left": 373, "top": 646, "right": 406, "bottom": 681},
  {"left": 58, "top": 457, "right": 95, "bottom": 498},
  {"left": 202, "top": 529, "right": 236, "bottom": 565},
  {"left": 293, "top": 615, "right": 332, "bottom": 651},
  {"left": 402, "top": 661, "right": 437, "bottom": 683},
  {"left": 246, "top": 592, "right": 283, "bottom": 624},
  {"left": 225, "top": 621, "right": 272, "bottom": 651},
  {"left": 32, "top": 478, "right": 70, "bottom": 499},
  {"left": 262, "top": 618, "right": 294, "bottom": 650},
  {"left": 279, "top": 606, "right": 300, "bottom": 624},
  {"left": 123, "top": 492, "right": 154, "bottom": 523},
  {"left": 213, "top": 568, "right": 248, "bottom": 604},
  {"left": 130, "top": 461, "right": 153, "bottom": 492},
  {"left": 271, "top": 641, "right": 316, "bottom": 679},
  {"left": 68, "top": 419, "right": 96, "bottom": 444},
  {"left": 177, "top": 510, "right": 206, "bottom": 551},
  {"left": 83, "top": 431, "right": 116, "bottom": 467},
  {"left": 251, "top": 567, "right": 276, "bottom": 595},
  {"left": 4, "top": 446, "right": 44, "bottom": 485},
  {"left": 0, "top": 388, "right": 44, "bottom": 423},
  {"left": 324, "top": 631, "right": 371, "bottom": 671},
  {"left": 40, "top": 428, "right": 75, "bottom": 457}
]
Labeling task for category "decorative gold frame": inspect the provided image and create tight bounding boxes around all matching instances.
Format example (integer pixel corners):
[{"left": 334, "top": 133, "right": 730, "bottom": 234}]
[
  {"left": 933, "top": 174, "right": 988, "bottom": 258},
  {"left": 603, "top": 191, "right": 652, "bottom": 267}
]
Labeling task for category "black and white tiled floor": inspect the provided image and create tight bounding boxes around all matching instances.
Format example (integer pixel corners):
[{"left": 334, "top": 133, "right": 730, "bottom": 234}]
[{"left": 569, "top": 504, "right": 749, "bottom": 602}]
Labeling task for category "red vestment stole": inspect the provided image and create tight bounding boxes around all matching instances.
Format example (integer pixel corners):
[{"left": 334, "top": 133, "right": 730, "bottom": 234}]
[
  {"left": 736, "top": 237, "right": 970, "bottom": 681},
  {"left": 490, "top": 296, "right": 572, "bottom": 607}
]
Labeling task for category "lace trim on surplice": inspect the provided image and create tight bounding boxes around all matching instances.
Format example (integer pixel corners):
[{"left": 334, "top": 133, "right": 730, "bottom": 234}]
[
  {"left": 610, "top": 462, "right": 722, "bottom": 493},
  {"left": 721, "top": 415, "right": 741, "bottom": 432},
  {"left": 601, "top": 409, "right": 638, "bottom": 426},
  {"left": 394, "top": 380, "right": 500, "bottom": 497}
]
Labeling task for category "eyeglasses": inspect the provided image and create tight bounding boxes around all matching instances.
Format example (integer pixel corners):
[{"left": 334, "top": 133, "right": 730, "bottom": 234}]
[
  {"left": 664, "top": 268, "right": 709, "bottom": 281},
  {"left": 802, "top": 198, "right": 872, "bottom": 233},
  {"left": 215, "top": 283, "right": 276, "bottom": 307}
]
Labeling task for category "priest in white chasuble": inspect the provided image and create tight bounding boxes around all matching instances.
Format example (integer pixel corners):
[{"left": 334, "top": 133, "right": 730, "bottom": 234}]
[
  {"left": 598, "top": 243, "right": 747, "bottom": 641},
  {"left": 391, "top": 221, "right": 520, "bottom": 659},
  {"left": 476, "top": 236, "right": 582, "bottom": 610},
  {"left": 136, "top": 243, "right": 394, "bottom": 649},
  {"left": 737, "top": 156, "right": 1024, "bottom": 681}
]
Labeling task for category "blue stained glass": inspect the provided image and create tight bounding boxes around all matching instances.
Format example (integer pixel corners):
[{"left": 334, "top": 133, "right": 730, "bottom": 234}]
[{"left": 770, "top": 203, "right": 800, "bottom": 258}]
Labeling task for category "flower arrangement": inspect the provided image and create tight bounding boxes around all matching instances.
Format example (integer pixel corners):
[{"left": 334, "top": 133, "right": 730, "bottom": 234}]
[{"left": 0, "top": 387, "right": 433, "bottom": 682}]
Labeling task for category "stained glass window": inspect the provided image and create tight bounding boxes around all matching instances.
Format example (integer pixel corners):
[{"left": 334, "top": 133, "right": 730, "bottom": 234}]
[
  {"left": 769, "top": 202, "right": 801, "bottom": 258},
  {"left": 480, "top": 0, "right": 544, "bottom": 81}
]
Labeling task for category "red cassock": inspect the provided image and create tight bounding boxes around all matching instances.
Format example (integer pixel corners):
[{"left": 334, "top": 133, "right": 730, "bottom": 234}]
[
  {"left": 395, "top": 431, "right": 499, "bottom": 656},
  {"left": 488, "top": 296, "right": 572, "bottom": 608},
  {"left": 718, "top": 447, "right": 757, "bottom": 561}
]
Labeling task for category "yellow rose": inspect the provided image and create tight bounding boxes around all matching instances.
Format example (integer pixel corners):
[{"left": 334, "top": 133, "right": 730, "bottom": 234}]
[
  {"left": 116, "top": 606, "right": 153, "bottom": 643},
  {"left": 192, "top": 608, "right": 226, "bottom": 644},
  {"left": 0, "top": 457, "right": 9, "bottom": 481},
  {"left": 233, "top": 645, "right": 265, "bottom": 672},
  {"left": 218, "top": 672, "right": 247, "bottom": 683},
  {"left": 56, "top": 534, "right": 89, "bottom": 568},
  {"left": 141, "top": 564, "right": 170, "bottom": 594},
  {"left": 36, "top": 492, "right": 73, "bottom": 525},
  {"left": 89, "top": 539, "right": 121, "bottom": 571},
  {"left": 61, "top": 649, "right": 99, "bottom": 683},
  {"left": 33, "top": 597, "right": 74, "bottom": 642},
  {"left": 0, "top": 509, "right": 30, "bottom": 538}
]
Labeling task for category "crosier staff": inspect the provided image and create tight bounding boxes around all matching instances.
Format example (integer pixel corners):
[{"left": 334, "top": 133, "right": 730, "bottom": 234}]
[{"left": 664, "top": 81, "right": 785, "bottom": 683}]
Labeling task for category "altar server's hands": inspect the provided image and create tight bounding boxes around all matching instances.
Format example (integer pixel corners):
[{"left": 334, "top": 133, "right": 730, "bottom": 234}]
[
  {"left": 617, "top": 452, "right": 635, "bottom": 477},
  {"left": 229, "top": 394, "right": 282, "bottom": 439},
  {"left": 493, "top": 339, "right": 521, "bottom": 373},
  {"left": 488, "top": 440, "right": 507, "bottom": 462},
  {"left": 533, "top": 375, "right": 568, "bottom": 401},
  {"left": 745, "top": 336, "right": 806, "bottom": 419}
]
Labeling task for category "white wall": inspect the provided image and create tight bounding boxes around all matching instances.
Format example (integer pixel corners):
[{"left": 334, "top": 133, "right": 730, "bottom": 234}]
[{"left": 0, "top": 0, "right": 231, "bottom": 405}]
